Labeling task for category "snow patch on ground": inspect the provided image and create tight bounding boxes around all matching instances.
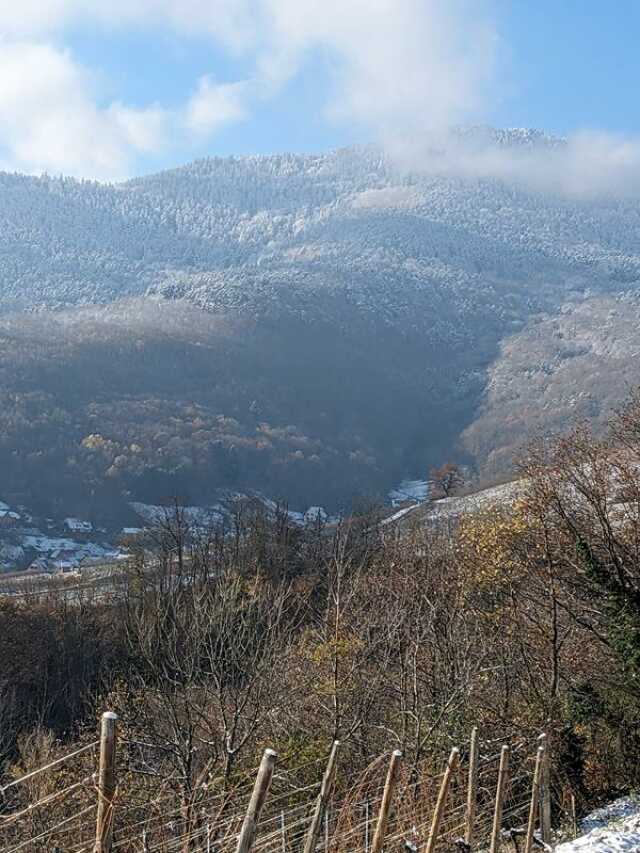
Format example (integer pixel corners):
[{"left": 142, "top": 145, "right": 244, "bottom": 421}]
[
  {"left": 21, "top": 535, "right": 121, "bottom": 566},
  {"left": 0, "top": 544, "right": 25, "bottom": 563},
  {"left": 379, "top": 504, "right": 422, "bottom": 527},
  {"left": 424, "top": 480, "right": 525, "bottom": 522},
  {"left": 130, "top": 502, "right": 225, "bottom": 526},
  {"left": 388, "top": 479, "right": 430, "bottom": 506},
  {"left": 131, "top": 498, "right": 337, "bottom": 530},
  {"left": 557, "top": 796, "right": 640, "bottom": 853},
  {"left": 23, "top": 535, "right": 85, "bottom": 552}
]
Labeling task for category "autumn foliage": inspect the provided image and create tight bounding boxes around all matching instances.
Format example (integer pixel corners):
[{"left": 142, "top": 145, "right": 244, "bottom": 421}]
[{"left": 5, "top": 392, "right": 640, "bottom": 841}]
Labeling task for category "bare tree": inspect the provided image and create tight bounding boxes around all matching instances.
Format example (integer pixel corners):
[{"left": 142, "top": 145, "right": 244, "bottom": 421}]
[
  {"left": 116, "top": 518, "right": 299, "bottom": 842},
  {"left": 429, "top": 463, "right": 465, "bottom": 498}
]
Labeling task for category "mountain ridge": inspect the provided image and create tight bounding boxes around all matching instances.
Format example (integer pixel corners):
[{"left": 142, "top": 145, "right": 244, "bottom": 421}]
[{"left": 0, "top": 129, "right": 639, "bottom": 517}]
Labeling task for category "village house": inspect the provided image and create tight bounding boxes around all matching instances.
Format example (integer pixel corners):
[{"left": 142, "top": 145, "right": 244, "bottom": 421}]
[{"left": 64, "top": 518, "right": 93, "bottom": 534}]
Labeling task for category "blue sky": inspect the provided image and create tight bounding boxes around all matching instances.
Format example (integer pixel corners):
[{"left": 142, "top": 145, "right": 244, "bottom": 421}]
[
  {"left": 496, "top": 1, "right": 640, "bottom": 136},
  {"left": 68, "top": 28, "right": 350, "bottom": 159},
  {"left": 0, "top": 1, "right": 638, "bottom": 180}
]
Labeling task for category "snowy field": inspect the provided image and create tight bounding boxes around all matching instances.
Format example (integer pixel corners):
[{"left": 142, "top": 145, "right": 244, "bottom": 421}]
[
  {"left": 388, "top": 479, "right": 430, "bottom": 506},
  {"left": 557, "top": 797, "right": 640, "bottom": 853},
  {"left": 424, "top": 480, "right": 525, "bottom": 522}
]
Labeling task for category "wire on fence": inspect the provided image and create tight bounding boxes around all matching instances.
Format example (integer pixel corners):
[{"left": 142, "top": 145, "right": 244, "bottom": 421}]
[
  {"left": 0, "top": 741, "right": 98, "bottom": 795},
  {"left": 0, "top": 728, "right": 550, "bottom": 853},
  {"left": 3, "top": 803, "right": 97, "bottom": 853},
  {"left": 0, "top": 775, "right": 93, "bottom": 827}
]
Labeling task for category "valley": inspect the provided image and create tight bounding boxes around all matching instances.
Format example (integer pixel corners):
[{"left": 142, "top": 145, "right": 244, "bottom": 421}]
[{"left": 1, "top": 130, "right": 639, "bottom": 525}]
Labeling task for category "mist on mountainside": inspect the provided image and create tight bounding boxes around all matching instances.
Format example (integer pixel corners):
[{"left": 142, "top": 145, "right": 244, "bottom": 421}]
[
  {"left": 1, "top": 132, "right": 640, "bottom": 519},
  {"left": 0, "top": 298, "right": 462, "bottom": 520}
]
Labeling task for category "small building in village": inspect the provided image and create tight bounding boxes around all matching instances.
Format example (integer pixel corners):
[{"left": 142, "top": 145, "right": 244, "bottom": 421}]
[{"left": 64, "top": 518, "right": 93, "bottom": 534}]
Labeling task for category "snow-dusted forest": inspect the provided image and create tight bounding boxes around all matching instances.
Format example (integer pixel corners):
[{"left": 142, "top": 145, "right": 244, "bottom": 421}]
[{"left": 1, "top": 130, "right": 640, "bottom": 518}]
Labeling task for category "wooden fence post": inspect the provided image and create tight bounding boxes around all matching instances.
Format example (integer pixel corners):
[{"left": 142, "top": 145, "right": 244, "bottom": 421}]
[
  {"left": 365, "top": 800, "right": 370, "bottom": 853},
  {"left": 370, "top": 750, "right": 403, "bottom": 853},
  {"left": 235, "top": 749, "right": 277, "bottom": 853},
  {"left": 489, "top": 746, "right": 510, "bottom": 853},
  {"left": 465, "top": 728, "right": 479, "bottom": 850},
  {"left": 303, "top": 741, "right": 340, "bottom": 853},
  {"left": 94, "top": 711, "right": 118, "bottom": 853},
  {"left": 537, "top": 734, "right": 551, "bottom": 843},
  {"left": 425, "top": 748, "right": 460, "bottom": 853},
  {"left": 524, "top": 747, "right": 545, "bottom": 853}
]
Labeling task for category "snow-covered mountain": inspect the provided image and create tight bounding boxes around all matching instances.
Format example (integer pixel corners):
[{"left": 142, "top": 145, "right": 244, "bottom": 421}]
[
  {"left": 4, "top": 130, "right": 639, "bottom": 318},
  {"left": 1, "top": 130, "right": 639, "bottom": 516}
]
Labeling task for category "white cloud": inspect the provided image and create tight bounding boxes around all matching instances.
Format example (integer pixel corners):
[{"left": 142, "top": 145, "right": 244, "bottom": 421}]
[
  {"left": 185, "top": 76, "right": 251, "bottom": 137},
  {"left": 0, "top": 40, "right": 254, "bottom": 180},
  {"left": 0, "top": 2, "right": 262, "bottom": 177},
  {"left": 0, "top": 41, "right": 171, "bottom": 180},
  {"left": 108, "top": 102, "right": 169, "bottom": 154},
  {"left": 549, "top": 132, "right": 640, "bottom": 198},
  {"left": 0, "top": 1, "right": 499, "bottom": 178},
  {"left": 0, "top": 1, "right": 259, "bottom": 49},
  {"left": 411, "top": 129, "right": 640, "bottom": 199},
  {"left": 260, "top": 0, "right": 497, "bottom": 139},
  {"left": 0, "top": 2, "right": 76, "bottom": 36},
  {"left": 4, "top": 0, "right": 640, "bottom": 198}
]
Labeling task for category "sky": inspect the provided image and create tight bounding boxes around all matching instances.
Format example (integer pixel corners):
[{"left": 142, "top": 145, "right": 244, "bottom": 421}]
[{"left": 1, "top": 1, "right": 639, "bottom": 181}]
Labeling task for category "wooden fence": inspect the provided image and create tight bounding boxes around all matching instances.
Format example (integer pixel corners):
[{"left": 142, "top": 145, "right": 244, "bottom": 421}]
[{"left": 0, "top": 715, "right": 555, "bottom": 853}]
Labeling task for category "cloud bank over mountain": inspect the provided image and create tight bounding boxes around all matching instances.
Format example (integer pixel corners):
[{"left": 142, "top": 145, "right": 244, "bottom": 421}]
[
  {"left": 0, "top": 0, "right": 497, "bottom": 178},
  {"left": 2, "top": 1, "right": 640, "bottom": 198},
  {"left": 407, "top": 128, "right": 640, "bottom": 199}
]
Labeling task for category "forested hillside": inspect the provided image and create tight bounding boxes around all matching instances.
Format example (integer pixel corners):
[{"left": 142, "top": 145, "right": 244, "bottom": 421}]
[
  {"left": 1, "top": 129, "right": 640, "bottom": 517},
  {"left": 4, "top": 396, "right": 640, "bottom": 851}
]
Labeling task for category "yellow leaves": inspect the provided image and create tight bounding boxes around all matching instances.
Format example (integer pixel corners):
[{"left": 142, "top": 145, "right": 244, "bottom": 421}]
[
  {"left": 81, "top": 433, "right": 118, "bottom": 456},
  {"left": 304, "top": 634, "right": 364, "bottom": 666},
  {"left": 294, "top": 628, "right": 369, "bottom": 700},
  {"left": 81, "top": 433, "right": 106, "bottom": 449},
  {"left": 457, "top": 505, "right": 529, "bottom": 598}
]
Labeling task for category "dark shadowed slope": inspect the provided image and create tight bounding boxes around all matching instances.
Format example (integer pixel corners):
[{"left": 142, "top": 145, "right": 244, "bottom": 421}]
[{"left": 1, "top": 133, "right": 640, "bottom": 516}]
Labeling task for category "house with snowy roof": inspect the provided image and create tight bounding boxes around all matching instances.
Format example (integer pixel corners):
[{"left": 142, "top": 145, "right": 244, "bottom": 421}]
[
  {"left": 64, "top": 518, "right": 93, "bottom": 534},
  {"left": 0, "top": 509, "right": 21, "bottom": 528}
]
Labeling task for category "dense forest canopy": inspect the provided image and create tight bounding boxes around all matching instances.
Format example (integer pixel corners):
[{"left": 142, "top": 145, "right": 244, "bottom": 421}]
[
  {"left": 2, "top": 133, "right": 640, "bottom": 516},
  {"left": 0, "top": 300, "right": 466, "bottom": 520}
]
